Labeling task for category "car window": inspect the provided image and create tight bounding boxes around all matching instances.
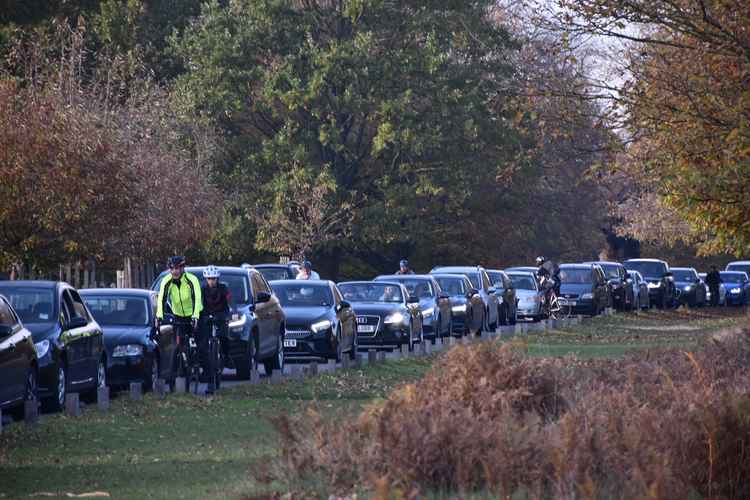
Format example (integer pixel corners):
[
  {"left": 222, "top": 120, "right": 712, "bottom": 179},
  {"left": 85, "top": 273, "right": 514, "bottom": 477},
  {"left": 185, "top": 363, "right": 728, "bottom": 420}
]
[
  {"left": 339, "top": 283, "right": 404, "bottom": 303},
  {"left": 378, "top": 278, "right": 434, "bottom": 298},
  {"left": 332, "top": 286, "right": 343, "bottom": 304},
  {"left": 624, "top": 261, "right": 667, "bottom": 277},
  {"left": 481, "top": 272, "right": 491, "bottom": 290},
  {"left": 257, "top": 267, "right": 289, "bottom": 282},
  {"left": 508, "top": 275, "right": 536, "bottom": 290},
  {"left": 272, "top": 283, "right": 333, "bottom": 307},
  {"left": 672, "top": 270, "right": 697, "bottom": 281},
  {"left": 0, "top": 287, "right": 56, "bottom": 324},
  {"left": 0, "top": 298, "right": 17, "bottom": 327},
  {"left": 64, "top": 290, "right": 89, "bottom": 322},
  {"left": 487, "top": 272, "right": 504, "bottom": 289},
  {"left": 560, "top": 269, "right": 594, "bottom": 285},
  {"left": 83, "top": 295, "right": 150, "bottom": 327},
  {"left": 249, "top": 273, "right": 269, "bottom": 300},
  {"left": 435, "top": 277, "right": 465, "bottom": 295}
]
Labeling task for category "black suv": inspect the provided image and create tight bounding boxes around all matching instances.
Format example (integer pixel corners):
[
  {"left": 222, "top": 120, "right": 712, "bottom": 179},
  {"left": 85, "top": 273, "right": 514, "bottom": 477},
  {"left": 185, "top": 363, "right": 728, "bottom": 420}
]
[
  {"left": 0, "top": 281, "right": 106, "bottom": 411},
  {"left": 623, "top": 259, "right": 676, "bottom": 309},
  {"left": 0, "top": 294, "right": 37, "bottom": 419},
  {"left": 584, "top": 261, "right": 635, "bottom": 311}
]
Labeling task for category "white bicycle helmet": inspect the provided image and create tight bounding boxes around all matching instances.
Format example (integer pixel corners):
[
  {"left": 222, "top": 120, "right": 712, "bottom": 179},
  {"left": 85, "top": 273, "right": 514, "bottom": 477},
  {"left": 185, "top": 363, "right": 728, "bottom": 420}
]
[{"left": 203, "top": 265, "right": 220, "bottom": 279}]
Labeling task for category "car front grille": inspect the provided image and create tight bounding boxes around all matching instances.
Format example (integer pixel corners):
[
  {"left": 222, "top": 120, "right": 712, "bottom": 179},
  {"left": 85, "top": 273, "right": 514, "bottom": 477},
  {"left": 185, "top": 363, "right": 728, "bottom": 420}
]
[
  {"left": 355, "top": 315, "right": 381, "bottom": 338},
  {"left": 285, "top": 329, "right": 312, "bottom": 339}
]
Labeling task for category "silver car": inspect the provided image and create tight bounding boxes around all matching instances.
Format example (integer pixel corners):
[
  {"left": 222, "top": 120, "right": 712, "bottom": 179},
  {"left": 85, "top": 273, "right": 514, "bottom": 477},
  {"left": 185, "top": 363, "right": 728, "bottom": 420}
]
[
  {"left": 506, "top": 271, "right": 544, "bottom": 321},
  {"left": 627, "top": 270, "right": 651, "bottom": 309}
]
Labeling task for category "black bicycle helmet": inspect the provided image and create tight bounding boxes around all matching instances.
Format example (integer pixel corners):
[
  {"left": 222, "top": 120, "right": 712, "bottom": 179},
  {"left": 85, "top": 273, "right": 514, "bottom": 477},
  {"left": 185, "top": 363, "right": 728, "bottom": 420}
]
[{"left": 167, "top": 255, "right": 186, "bottom": 269}]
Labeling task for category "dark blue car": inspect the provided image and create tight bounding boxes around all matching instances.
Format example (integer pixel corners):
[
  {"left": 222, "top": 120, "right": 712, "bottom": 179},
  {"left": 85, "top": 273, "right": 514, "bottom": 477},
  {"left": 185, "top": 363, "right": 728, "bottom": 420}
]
[
  {"left": 152, "top": 266, "right": 286, "bottom": 377},
  {"left": 0, "top": 281, "right": 106, "bottom": 411},
  {"left": 80, "top": 289, "right": 180, "bottom": 391},
  {"left": 374, "top": 275, "right": 452, "bottom": 340},
  {"left": 719, "top": 271, "right": 750, "bottom": 306},
  {"left": 557, "top": 264, "right": 609, "bottom": 316}
]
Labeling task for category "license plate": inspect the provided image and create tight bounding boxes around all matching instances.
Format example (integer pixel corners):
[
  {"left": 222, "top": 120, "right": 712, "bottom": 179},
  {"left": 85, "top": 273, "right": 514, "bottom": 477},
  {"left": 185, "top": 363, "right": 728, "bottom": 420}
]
[
  {"left": 357, "top": 325, "right": 376, "bottom": 333},
  {"left": 283, "top": 339, "right": 297, "bottom": 348}
]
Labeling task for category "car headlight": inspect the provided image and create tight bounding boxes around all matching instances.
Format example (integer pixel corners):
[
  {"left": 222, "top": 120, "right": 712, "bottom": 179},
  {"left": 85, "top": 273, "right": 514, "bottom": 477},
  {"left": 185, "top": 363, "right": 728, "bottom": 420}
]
[
  {"left": 384, "top": 312, "right": 406, "bottom": 324},
  {"left": 731, "top": 287, "right": 741, "bottom": 294},
  {"left": 113, "top": 344, "right": 144, "bottom": 357},
  {"left": 310, "top": 320, "right": 332, "bottom": 333},
  {"left": 647, "top": 282, "right": 661, "bottom": 289},
  {"left": 683, "top": 285, "right": 693, "bottom": 291},
  {"left": 34, "top": 339, "right": 50, "bottom": 359},
  {"left": 451, "top": 304, "right": 466, "bottom": 313},
  {"left": 581, "top": 293, "right": 594, "bottom": 299},
  {"left": 422, "top": 307, "right": 434, "bottom": 318},
  {"left": 228, "top": 314, "right": 247, "bottom": 330}
]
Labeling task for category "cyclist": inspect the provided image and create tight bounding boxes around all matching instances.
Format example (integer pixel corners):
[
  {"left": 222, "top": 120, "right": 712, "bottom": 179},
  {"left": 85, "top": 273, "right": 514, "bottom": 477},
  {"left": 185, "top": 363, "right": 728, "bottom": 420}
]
[
  {"left": 199, "top": 266, "right": 232, "bottom": 391},
  {"left": 395, "top": 259, "right": 415, "bottom": 275},
  {"left": 156, "top": 256, "right": 203, "bottom": 378},
  {"left": 536, "top": 256, "right": 560, "bottom": 305}
]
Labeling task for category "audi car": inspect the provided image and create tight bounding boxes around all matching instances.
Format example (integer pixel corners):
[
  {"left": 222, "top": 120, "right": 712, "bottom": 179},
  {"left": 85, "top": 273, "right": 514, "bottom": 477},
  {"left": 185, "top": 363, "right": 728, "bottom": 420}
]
[
  {"left": 0, "top": 281, "right": 106, "bottom": 411},
  {"left": 506, "top": 271, "right": 545, "bottom": 321},
  {"left": 152, "top": 266, "right": 285, "bottom": 377},
  {"left": 338, "top": 281, "right": 423, "bottom": 351},
  {"left": 557, "top": 264, "right": 609, "bottom": 316},
  {"left": 584, "top": 261, "right": 635, "bottom": 311},
  {"left": 270, "top": 280, "right": 356, "bottom": 362},
  {"left": 429, "top": 266, "right": 499, "bottom": 333},
  {"left": 0, "top": 294, "right": 37, "bottom": 419},
  {"left": 719, "top": 271, "right": 750, "bottom": 306},
  {"left": 374, "top": 275, "right": 452, "bottom": 340},
  {"left": 726, "top": 261, "right": 750, "bottom": 276},
  {"left": 431, "top": 274, "right": 483, "bottom": 336},
  {"left": 670, "top": 268, "right": 707, "bottom": 307},
  {"left": 623, "top": 259, "right": 676, "bottom": 309},
  {"left": 486, "top": 269, "right": 518, "bottom": 325},
  {"left": 80, "top": 289, "right": 180, "bottom": 391}
]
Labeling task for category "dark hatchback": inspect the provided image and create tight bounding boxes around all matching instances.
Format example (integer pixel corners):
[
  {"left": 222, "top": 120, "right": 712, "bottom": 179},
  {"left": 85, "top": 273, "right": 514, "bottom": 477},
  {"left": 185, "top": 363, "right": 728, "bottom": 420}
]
[
  {"left": 152, "top": 266, "right": 286, "bottom": 377},
  {"left": 0, "top": 281, "right": 106, "bottom": 411},
  {"left": 338, "top": 281, "right": 423, "bottom": 351},
  {"left": 719, "top": 271, "right": 750, "bottom": 306},
  {"left": 584, "top": 261, "right": 635, "bottom": 311},
  {"left": 670, "top": 268, "right": 707, "bottom": 307},
  {"left": 249, "top": 262, "right": 301, "bottom": 282},
  {"left": 623, "top": 259, "right": 676, "bottom": 309},
  {"left": 374, "top": 275, "right": 452, "bottom": 340},
  {"left": 557, "top": 264, "right": 609, "bottom": 316},
  {"left": 431, "top": 274, "right": 483, "bottom": 336},
  {"left": 0, "top": 294, "right": 37, "bottom": 418},
  {"left": 270, "top": 280, "right": 357, "bottom": 362},
  {"left": 429, "top": 266, "right": 499, "bottom": 332},
  {"left": 80, "top": 289, "right": 179, "bottom": 391}
]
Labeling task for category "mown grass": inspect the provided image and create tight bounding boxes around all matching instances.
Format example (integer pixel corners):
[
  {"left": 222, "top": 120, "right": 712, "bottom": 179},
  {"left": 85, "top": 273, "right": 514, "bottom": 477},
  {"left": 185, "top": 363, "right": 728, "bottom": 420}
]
[
  {"left": 0, "top": 359, "right": 432, "bottom": 499},
  {"left": 0, "top": 309, "right": 745, "bottom": 499}
]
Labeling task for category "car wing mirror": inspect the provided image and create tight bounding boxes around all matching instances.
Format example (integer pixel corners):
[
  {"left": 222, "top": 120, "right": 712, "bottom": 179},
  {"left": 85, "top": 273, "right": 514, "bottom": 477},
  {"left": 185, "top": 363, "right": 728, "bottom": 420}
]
[
  {"left": 0, "top": 325, "right": 13, "bottom": 338},
  {"left": 438, "top": 292, "right": 450, "bottom": 300},
  {"left": 65, "top": 317, "right": 88, "bottom": 330},
  {"left": 255, "top": 291, "right": 272, "bottom": 303},
  {"left": 336, "top": 300, "right": 351, "bottom": 312},
  {"left": 407, "top": 295, "right": 419, "bottom": 304}
]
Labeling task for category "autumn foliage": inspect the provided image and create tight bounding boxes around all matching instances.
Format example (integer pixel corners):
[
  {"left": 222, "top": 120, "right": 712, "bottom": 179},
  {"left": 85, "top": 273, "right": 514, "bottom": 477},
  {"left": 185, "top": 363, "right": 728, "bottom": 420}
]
[{"left": 272, "top": 330, "right": 750, "bottom": 498}]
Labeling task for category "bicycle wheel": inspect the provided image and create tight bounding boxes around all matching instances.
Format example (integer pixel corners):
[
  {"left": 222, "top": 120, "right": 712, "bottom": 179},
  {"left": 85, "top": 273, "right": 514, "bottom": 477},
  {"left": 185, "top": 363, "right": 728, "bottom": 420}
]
[{"left": 548, "top": 293, "right": 561, "bottom": 320}]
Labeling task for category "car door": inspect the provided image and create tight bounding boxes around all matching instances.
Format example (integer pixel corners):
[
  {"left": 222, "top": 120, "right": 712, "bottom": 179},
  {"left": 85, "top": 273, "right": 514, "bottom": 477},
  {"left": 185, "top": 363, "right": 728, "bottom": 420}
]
[
  {"left": 250, "top": 272, "right": 275, "bottom": 355},
  {"left": 431, "top": 279, "right": 450, "bottom": 333},
  {"left": 61, "top": 289, "right": 95, "bottom": 386},
  {"left": 595, "top": 269, "right": 608, "bottom": 310},
  {"left": 466, "top": 277, "right": 483, "bottom": 329},
  {"left": 502, "top": 274, "right": 517, "bottom": 317},
  {"left": 0, "top": 297, "right": 26, "bottom": 406},
  {"left": 481, "top": 271, "right": 498, "bottom": 324}
]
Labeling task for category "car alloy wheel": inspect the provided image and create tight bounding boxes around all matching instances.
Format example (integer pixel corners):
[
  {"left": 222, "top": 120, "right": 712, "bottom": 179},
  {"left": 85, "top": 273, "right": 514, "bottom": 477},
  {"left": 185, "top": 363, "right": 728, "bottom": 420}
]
[
  {"left": 150, "top": 356, "right": 159, "bottom": 391},
  {"left": 97, "top": 358, "right": 107, "bottom": 389},
  {"left": 57, "top": 365, "right": 66, "bottom": 409},
  {"left": 25, "top": 369, "right": 37, "bottom": 401},
  {"left": 335, "top": 327, "right": 343, "bottom": 363},
  {"left": 276, "top": 334, "right": 284, "bottom": 371}
]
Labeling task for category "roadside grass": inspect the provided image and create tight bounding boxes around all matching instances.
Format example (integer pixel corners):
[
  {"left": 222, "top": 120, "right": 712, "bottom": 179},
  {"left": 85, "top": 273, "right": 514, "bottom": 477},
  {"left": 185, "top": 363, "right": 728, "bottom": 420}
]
[
  {"left": 1, "top": 309, "right": 746, "bottom": 499},
  {"left": 0, "top": 359, "right": 432, "bottom": 499}
]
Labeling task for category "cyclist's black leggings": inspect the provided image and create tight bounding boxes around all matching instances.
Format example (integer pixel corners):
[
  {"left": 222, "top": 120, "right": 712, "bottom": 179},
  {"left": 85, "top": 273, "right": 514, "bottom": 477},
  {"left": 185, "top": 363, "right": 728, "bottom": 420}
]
[{"left": 198, "top": 314, "right": 228, "bottom": 369}]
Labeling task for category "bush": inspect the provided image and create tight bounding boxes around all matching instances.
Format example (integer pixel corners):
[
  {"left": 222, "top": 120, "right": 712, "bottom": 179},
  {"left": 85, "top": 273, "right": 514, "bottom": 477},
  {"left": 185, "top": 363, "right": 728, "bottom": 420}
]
[{"left": 271, "top": 331, "right": 750, "bottom": 498}]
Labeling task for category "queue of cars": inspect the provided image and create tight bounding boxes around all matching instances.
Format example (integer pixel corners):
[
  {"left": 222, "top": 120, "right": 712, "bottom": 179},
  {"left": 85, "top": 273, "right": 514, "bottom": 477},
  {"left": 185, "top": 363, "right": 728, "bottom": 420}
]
[{"left": 1, "top": 258, "right": 748, "bottom": 422}]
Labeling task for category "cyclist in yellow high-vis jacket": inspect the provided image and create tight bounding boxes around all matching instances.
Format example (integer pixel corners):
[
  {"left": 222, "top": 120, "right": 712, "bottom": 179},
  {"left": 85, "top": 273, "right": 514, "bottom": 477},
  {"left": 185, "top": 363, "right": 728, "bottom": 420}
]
[{"left": 156, "top": 256, "right": 203, "bottom": 327}]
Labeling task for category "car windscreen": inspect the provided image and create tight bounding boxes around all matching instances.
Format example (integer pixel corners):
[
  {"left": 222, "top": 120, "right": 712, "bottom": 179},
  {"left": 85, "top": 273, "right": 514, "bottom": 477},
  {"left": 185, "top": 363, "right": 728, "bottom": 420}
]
[
  {"left": 378, "top": 278, "right": 434, "bottom": 298},
  {"left": 720, "top": 273, "right": 748, "bottom": 284},
  {"left": 672, "top": 270, "right": 697, "bottom": 282},
  {"left": 257, "top": 267, "right": 289, "bottom": 282},
  {"left": 272, "top": 283, "right": 333, "bottom": 307},
  {"left": 624, "top": 261, "right": 667, "bottom": 277},
  {"left": 600, "top": 264, "right": 620, "bottom": 280},
  {"left": 434, "top": 277, "right": 465, "bottom": 295},
  {"left": 0, "top": 287, "right": 56, "bottom": 324},
  {"left": 508, "top": 274, "right": 537, "bottom": 290},
  {"left": 726, "top": 264, "right": 750, "bottom": 275},
  {"left": 486, "top": 272, "right": 505, "bottom": 287},
  {"left": 83, "top": 296, "right": 149, "bottom": 327},
  {"left": 338, "top": 283, "right": 403, "bottom": 303},
  {"left": 198, "top": 274, "right": 250, "bottom": 304},
  {"left": 559, "top": 269, "right": 593, "bottom": 285},
  {"left": 627, "top": 271, "right": 641, "bottom": 282}
]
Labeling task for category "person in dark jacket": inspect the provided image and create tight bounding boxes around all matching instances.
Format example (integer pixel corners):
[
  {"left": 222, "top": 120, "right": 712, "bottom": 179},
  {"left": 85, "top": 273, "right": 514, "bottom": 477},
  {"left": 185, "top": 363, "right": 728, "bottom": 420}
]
[
  {"left": 705, "top": 265, "right": 722, "bottom": 306},
  {"left": 199, "top": 265, "right": 232, "bottom": 387},
  {"left": 396, "top": 259, "right": 415, "bottom": 275}
]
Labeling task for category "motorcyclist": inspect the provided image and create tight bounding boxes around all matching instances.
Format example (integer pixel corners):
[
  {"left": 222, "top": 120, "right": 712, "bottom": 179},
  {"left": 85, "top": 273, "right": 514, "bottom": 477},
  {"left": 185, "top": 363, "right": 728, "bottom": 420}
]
[
  {"left": 199, "top": 265, "right": 232, "bottom": 391},
  {"left": 296, "top": 260, "right": 320, "bottom": 280},
  {"left": 396, "top": 259, "right": 415, "bottom": 275}
]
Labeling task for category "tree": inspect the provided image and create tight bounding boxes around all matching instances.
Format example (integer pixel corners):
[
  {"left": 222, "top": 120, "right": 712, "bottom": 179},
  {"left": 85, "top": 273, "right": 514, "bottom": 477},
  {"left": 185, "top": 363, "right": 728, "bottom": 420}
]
[{"left": 172, "top": 0, "right": 526, "bottom": 276}]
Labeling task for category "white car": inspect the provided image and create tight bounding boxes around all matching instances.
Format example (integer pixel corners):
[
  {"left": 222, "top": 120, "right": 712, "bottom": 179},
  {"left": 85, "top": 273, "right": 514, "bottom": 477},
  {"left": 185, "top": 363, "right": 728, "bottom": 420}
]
[{"left": 506, "top": 271, "right": 544, "bottom": 321}]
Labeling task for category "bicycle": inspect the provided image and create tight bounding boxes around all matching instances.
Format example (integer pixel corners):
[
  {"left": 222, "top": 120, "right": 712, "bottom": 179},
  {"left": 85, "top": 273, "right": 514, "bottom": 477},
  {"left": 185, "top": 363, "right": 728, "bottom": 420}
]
[
  {"left": 164, "top": 314, "right": 201, "bottom": 395},
  {"left": 539, "top": 276, "right": 563, "bottom": 320},
  {"left": 204, "top": 314, "right": 224, "bottom": 394}
]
